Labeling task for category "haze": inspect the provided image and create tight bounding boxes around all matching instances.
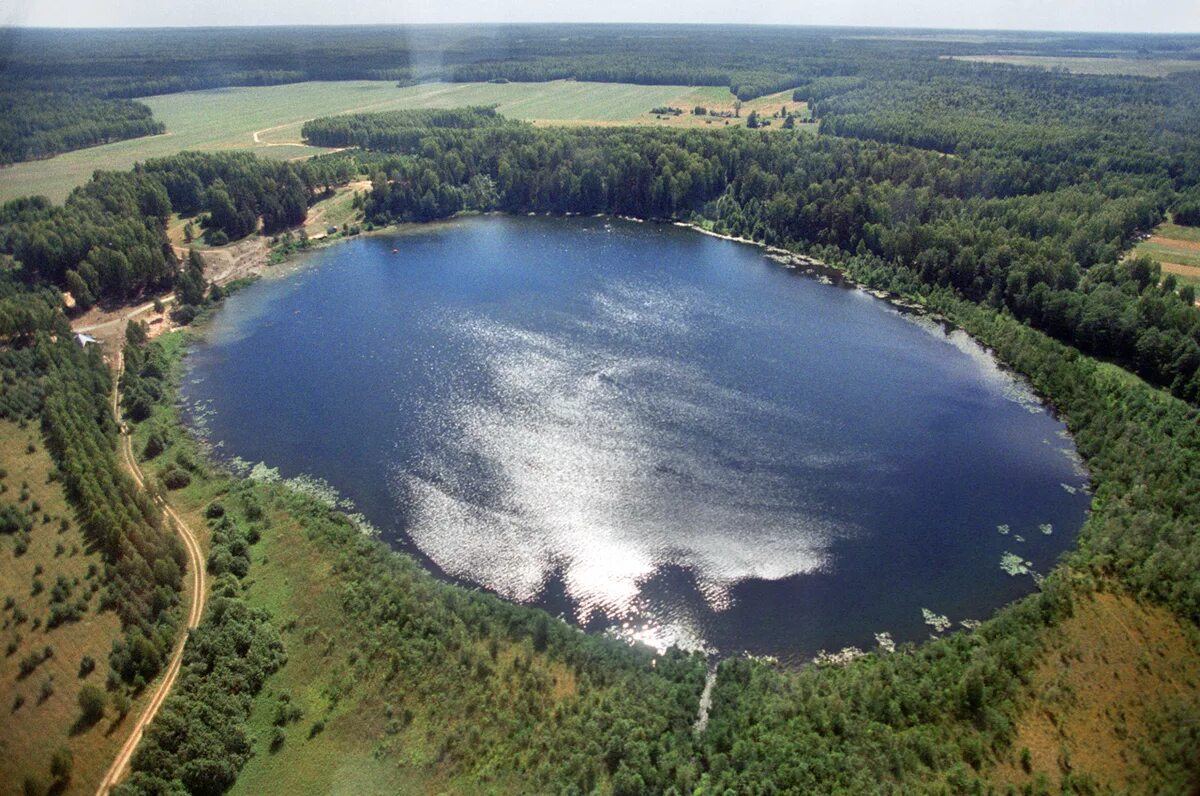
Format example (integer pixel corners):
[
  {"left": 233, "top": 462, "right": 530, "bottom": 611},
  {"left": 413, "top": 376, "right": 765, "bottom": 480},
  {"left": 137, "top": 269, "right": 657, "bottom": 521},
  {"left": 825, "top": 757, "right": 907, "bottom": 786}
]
[{"left": 4, "top": 0, "right": 1199, "bottom": 34}]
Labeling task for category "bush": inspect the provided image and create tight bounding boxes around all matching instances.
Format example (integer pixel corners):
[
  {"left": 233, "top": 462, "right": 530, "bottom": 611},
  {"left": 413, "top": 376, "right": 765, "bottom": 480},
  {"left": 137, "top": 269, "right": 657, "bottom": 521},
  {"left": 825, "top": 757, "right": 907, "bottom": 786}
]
[
  {"left": 143, "top": 427, "right": 169, "bottom": 459},
  {"left": 205, "top": 501, "right": 225, "bottom": 519},
  {"left": 78, "top": 683, "right": 106, "bottom": 725},
  {"left": 79, "top": 655, "right": 96, "bottom": 678},
  {"left": 49, "top": 747, "right": 72, "bottom": 782},
  {"left": 161, "top": 466, "right": 191, "bottom": 490}
]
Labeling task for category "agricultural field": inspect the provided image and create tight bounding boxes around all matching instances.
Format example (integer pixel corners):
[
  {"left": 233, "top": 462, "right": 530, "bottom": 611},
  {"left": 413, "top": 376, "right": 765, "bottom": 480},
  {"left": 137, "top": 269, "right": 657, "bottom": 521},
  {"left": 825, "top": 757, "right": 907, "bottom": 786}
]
[
  {"left": 608, "top": 87, "right": 812, "bottom": 130},
  {"left": 0, "top": 80, "right": 791, "bottom": 205},
  {"left": 945, "top": 54, "right": 1200, "bottom": 77},
  {"left": 0, "top": 421, "right": 137, "bottom": 796},
  {"left": 1131, "top": 220, "right": 1200, "bottom": 295}
]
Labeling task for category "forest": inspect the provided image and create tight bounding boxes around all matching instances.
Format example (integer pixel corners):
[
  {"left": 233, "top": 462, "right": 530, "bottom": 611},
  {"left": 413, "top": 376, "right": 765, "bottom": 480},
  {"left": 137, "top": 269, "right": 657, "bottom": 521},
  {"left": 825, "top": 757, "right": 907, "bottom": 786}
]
[
  {"left": 0, "top": 91, "right": 164, "bottom": 165},
  {"left": 0, "top": 272, "right": 184, "bottom": 698}
]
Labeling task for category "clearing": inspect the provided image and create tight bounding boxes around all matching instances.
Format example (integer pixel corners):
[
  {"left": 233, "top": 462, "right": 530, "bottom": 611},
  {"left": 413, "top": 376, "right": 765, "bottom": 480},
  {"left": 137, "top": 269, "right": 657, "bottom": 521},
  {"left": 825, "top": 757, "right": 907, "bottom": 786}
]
[{"left": 0, "top": 80, "right": 805, "bottom": 205}]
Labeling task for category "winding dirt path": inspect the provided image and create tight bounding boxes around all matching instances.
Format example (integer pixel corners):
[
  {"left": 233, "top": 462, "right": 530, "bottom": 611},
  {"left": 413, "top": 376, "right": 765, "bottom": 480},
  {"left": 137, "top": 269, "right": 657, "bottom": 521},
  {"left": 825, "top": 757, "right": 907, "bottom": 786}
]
[{"left": 95, "top": 350, "right": 207, "bottom": 796}]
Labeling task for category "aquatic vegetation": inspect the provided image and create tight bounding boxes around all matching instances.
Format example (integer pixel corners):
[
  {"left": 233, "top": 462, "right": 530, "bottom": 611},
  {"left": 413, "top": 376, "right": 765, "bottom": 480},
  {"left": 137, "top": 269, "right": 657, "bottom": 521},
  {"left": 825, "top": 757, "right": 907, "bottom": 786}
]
[
  {"left": 997, "top": 523, "right": 1010, "bottom": 535},
  {"left": 921, "top": 608, "right": 951, "bottom": 633},
  {"left": 1000, "top": 552, "right": 1032, "bottom": 576},
  {"left": 1060, "top": 483, "right": 1078, "bottom": 494},
  {"left": 814, "top": 646, "right": 867, "bottom": 666},
  {"left": 248, "top": 462, "right": 281, "bottom": 482},
  {"left": 1040, "top": 523, "right": 1054, "bottom": 535}
]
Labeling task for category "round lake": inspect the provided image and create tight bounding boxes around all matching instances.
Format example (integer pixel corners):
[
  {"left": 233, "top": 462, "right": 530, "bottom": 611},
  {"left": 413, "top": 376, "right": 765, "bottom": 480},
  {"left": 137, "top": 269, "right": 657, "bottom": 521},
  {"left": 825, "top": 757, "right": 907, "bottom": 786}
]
[{"left": 182, "top": 215, "right": 1091, "bottom": 662}]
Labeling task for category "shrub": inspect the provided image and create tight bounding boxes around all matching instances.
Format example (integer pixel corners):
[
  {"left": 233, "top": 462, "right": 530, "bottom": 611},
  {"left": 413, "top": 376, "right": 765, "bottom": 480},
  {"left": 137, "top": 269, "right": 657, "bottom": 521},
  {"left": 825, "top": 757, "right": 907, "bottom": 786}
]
[
  {"left": 78, "top": 683, "right": 106, "bottom": 725},
  {"left": 49, "top": 747, "right": 72, "bottom": 782},
  {"left": 161, "top": 466, "right": 191, "bottom": 490}
]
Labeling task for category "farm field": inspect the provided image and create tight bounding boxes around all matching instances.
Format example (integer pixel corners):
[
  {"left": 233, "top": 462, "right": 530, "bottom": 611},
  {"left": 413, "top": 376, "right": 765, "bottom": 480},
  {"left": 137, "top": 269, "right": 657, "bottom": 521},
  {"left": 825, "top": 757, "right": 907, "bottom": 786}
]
[
  {"left": 945, "top": 54, "right": 1200, "bottom": 77},
  {"left": 1131, "top": 220, "right": 1200, "bottom": 295},
  {"left": 0, "top": 80, "right": 779, "bottom": 204}
]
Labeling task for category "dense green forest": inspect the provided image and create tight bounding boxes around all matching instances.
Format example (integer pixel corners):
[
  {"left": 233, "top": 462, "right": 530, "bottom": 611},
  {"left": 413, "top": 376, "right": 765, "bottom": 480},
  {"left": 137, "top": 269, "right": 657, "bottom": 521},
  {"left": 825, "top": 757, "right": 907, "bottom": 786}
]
[
  {"left": 0, "top": 151, "right": 352, "bottom": 307},
  {"left": 0, "top": 91, "right": 164, "bottom": 165}
]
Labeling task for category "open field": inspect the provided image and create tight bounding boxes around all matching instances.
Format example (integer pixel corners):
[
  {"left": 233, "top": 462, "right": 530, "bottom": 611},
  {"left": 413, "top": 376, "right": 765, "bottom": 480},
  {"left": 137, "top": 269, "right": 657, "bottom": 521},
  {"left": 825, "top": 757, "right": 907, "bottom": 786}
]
[
  {"left": 619, "top": 86, "right": 812, "bottom": 130},
  {"left": 0, "top": 80, "right": 782, "bottom": 205},
  {"left": 946, "top": 54, "right": 1200, "bottom": 77},
  {"left": 987, "top": 589, "right": 1200, "bottom": 792},
  {"left": 1131, "top": 220, "right": 1200, "bottom": 296},
  {"left": 0, "top": 421, "right": 136, "bottom": 796}
]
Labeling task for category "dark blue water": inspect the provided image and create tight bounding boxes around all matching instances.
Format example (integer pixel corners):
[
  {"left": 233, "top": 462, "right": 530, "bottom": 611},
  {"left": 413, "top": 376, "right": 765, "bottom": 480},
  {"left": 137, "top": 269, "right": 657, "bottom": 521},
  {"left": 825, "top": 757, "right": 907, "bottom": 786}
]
[{"left": 182, "top": 216, "right": 1090, "bottom": 662}]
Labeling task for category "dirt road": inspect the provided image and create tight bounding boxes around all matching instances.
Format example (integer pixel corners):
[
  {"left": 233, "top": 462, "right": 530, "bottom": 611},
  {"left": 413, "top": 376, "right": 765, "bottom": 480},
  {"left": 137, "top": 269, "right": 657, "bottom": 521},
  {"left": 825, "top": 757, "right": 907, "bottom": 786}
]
[{"left": 94, "top": 350, "right": 207, "bottom": 796}]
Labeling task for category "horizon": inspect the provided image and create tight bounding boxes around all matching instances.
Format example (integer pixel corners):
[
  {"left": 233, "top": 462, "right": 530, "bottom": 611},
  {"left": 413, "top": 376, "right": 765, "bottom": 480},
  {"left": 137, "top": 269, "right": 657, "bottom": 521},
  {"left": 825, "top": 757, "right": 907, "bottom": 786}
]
[{"left": 3, "top": 1, "right": 1199, "bottom": 36}]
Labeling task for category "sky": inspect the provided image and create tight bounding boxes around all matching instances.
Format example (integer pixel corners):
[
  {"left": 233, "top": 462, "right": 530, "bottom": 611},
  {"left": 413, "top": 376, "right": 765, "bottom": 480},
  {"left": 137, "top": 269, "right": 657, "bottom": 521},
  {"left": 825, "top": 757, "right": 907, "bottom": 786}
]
[{"left": 2, "top": 0, "right": 1198, "bottom": 33}]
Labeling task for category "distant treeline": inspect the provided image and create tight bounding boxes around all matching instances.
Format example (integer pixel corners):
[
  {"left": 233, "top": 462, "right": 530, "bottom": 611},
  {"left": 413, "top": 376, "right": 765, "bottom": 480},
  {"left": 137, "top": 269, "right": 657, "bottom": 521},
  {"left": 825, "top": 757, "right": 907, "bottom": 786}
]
[
  {"left": 302, "top": 109, "right": 1200, "bottom": 401},
  {"left": 4, "top": 25, "right": 1200, "bottom": 162}
]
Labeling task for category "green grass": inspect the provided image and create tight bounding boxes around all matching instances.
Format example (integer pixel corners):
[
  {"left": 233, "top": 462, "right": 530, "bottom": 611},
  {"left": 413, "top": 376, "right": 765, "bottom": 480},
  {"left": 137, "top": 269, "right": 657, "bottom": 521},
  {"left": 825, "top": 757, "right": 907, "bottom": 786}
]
[
  {"left": 0, "top": 80, "right": 730, "bottom": 204},
  {"left": 946, "top": 55, "right": 1200, "bottom": 77}
]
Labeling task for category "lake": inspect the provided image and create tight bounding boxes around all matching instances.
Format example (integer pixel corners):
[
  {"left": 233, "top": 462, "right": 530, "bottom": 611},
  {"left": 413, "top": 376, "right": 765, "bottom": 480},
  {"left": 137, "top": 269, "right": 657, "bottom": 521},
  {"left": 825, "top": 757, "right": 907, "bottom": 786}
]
[{"left": 182, "top": 215, "right": 1091, "bottom": 662}]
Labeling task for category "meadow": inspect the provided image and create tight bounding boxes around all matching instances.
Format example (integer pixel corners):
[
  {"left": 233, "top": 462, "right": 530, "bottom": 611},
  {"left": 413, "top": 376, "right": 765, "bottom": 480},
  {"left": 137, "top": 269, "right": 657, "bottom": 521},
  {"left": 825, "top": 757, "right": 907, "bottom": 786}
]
[
  {"left": 0, "top": 80, "right": 767, "bottom": 204},
  {"left": 0, "top": 421, "right": 146, "bottom": 796}
]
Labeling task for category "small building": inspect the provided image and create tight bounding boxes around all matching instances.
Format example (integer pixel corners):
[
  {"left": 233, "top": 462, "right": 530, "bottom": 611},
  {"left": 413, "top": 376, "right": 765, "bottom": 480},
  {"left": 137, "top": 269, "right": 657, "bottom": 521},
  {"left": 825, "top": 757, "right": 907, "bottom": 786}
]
[{"left": 74, "top": 332, "right": 99, "bottom": 347}]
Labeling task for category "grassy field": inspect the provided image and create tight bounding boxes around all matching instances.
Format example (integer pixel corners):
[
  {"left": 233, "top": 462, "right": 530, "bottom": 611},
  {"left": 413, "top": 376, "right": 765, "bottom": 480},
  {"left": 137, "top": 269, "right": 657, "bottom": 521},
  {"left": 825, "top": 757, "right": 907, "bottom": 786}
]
[
  {"left": 0, "top": 421, "right": 138, "bottom": 796},
  {"left": 0, "top": 80, "right": 796, "bottom": 205},
  {"left": 987, "top": 590, "right": 1200, "bottom": 792},
  {"left": 946, "top": 54, "right": 1200, "bottom": 77}
]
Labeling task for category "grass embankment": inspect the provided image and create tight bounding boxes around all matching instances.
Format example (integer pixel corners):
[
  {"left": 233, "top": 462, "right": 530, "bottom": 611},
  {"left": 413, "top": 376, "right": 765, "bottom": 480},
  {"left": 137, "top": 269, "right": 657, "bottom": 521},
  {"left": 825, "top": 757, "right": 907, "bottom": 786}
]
[
  {"left": 0, "top": 80, "right": 765, "bottom": 205},
  {"left": 989, "top": 590, "right": 1200, "bottom": 792},
  {"left": 0, "top": 422, "right": 143, "bottom": 796},
  {"left": 121, "top": 330, "right": 705, "bottom": 795}
]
